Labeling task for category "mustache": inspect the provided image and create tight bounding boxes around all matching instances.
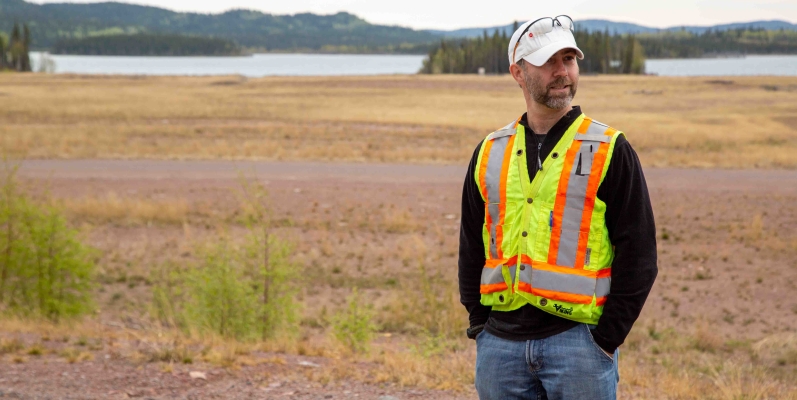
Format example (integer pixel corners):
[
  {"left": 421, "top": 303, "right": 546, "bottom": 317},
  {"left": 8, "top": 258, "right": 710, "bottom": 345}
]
[{"left": 547, "top": 77, "right": 573, "bottom": 89}]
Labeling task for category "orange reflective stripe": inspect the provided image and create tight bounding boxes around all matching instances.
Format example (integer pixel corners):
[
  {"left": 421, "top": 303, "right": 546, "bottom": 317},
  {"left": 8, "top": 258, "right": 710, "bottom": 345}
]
[
  {"left": 480, "top": 282, "right": 508, "bottom": 294},
  {"left": 573, "top": 126, "right": 613, "bottom": 268},
  {"left": 484, "top": 255, "right": 519, "bottom": 269},
  {"left": 479, "top": 139, "right": 493, "bottom": 203},
  {"left": 529, "top": 287, "right": 594, "bottom": 305},
  {"left": 596, "top": 297, "right": 607, "bottom": 306},
  {"left": 496, "top": 134, "right": 516, "bottom": 259},
  {"left": 518, "top": 281, "right": 532, "bottom": 293},
  {"left": 577, "top": 117, "right": 592, "bottom": 134},
  {"left": 484, "top": 258, "right": 506, "bottom": 268},
  {"left": 532, "top": 260, "right": 610, "bottom": 278},
  {"left": 505, "top": 255, "right": 519, "bottom": 266},
  {"left": 596, "top": 268, "right": 612, "bottom": 279}
]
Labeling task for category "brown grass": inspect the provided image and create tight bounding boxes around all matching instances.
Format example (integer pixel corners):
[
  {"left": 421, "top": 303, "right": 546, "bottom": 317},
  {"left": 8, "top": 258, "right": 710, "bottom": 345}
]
[
  {"left": 60, "top": 192, "right": 190, "bottom": 225},
  {"left": 2, "top": 74, "right": 797, "bottom": 168}
]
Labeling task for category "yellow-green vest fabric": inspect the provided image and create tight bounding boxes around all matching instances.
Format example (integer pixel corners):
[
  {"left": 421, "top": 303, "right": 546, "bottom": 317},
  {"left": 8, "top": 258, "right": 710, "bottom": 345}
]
[{"left": 474, "top": 114, "right": 623, "bottom": 325}]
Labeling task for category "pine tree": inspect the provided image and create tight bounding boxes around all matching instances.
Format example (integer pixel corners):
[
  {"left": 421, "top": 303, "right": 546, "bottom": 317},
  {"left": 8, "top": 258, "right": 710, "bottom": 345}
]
[
  {"left": 10, "top": 22, "right": 21, "bottom": 71},
  {"left": 0, "top": 35, "right": 6, "bottom": 70},
  {"left": 21, "top": 24, "right": 32, "bottom": 72}
]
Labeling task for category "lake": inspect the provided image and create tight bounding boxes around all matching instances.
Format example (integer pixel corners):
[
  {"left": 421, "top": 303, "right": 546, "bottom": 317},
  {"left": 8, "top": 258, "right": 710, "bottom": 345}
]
[
  {"left": 29, "top": 52, "right": 797, "bottom": 77},
  {"left": 29, "top": 52, "right": 427, "bottom": 77}
]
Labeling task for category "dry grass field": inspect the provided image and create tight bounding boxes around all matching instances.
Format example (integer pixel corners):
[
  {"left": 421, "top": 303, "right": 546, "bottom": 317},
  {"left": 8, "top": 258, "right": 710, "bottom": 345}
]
[
  {"left": 1, "top": 74, "right": 797, "bottom": 167},
  {"left": 1, "top": 73, "right": 797, "bottom": 399}
]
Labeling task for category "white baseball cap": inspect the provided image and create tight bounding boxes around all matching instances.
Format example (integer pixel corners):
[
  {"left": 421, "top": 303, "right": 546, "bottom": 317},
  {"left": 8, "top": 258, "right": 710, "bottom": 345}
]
[{"left": 508, "top": 16, "right": 585, "bottom": 67}]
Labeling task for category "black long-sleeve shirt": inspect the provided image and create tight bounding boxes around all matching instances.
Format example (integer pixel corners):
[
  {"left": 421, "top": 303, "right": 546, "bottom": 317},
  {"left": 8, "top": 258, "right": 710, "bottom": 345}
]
[{"left": 458, "top": 106, "right": 658, "bottom": 353}]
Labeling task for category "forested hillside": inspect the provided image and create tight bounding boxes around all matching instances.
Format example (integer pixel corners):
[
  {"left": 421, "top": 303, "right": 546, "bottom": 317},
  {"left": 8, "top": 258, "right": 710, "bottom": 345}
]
[
  {"left": 638, "top": 29, "right": 797, "bottom": 58},
  {"left": 0, "top": 0, "right": 438, "bottom": 52},
  {"left": 52, "top": 34, "right": 243, "bottom": 56}
]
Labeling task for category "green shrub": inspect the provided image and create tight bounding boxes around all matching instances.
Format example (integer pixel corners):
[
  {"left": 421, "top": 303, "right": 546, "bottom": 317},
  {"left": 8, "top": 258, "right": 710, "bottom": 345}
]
[
  {"left": 0, "top": 165, "right": 95, "bottom": 321},
  {"left": 332, "top": 288, "right": 375, "bottom": 354},
  {"left": 152, "top": 178, "right": 299, "bottom": 341}
]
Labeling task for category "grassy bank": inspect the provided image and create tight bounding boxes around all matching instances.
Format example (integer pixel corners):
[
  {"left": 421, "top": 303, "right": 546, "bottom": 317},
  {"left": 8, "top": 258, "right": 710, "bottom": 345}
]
[{"left": 1, "top": 74, "right": 796, "bottom": 168}]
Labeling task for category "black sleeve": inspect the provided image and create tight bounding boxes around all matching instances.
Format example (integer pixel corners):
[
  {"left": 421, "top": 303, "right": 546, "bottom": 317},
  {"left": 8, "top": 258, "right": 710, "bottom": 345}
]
[
  {"left": 458, "top": 140, "right": 492, "bottom": 327},
  {"left": 591, "top": 135, "right": 658, "bottom": 354}
]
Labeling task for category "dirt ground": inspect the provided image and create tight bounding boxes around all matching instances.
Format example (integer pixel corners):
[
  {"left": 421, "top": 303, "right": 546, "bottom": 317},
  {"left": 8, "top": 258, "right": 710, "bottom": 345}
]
[{"left": 4, "top": 160, "right": 797, "bottom": 399}]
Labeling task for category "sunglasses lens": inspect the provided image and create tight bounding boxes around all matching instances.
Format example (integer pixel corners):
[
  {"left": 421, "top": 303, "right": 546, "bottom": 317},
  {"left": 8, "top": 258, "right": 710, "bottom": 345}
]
[{"left": 555, "top": 15, "right": 575, "bottom": 31}]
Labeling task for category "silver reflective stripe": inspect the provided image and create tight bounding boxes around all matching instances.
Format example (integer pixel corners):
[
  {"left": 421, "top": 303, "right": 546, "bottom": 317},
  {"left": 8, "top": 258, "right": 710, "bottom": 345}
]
[
  {"left": 519, "top": 263, "right": 532, "bottom": 284},
  {"left": 575, "top": 133, "right": 611, "bottom": 143},
  {"left": 485, "top": 135, "right": 510, "bottom": 258},
  {"left": 481, "top": 266, "right": 505, "bottom": 285},
  {"left": 487, "top": 203, "right": 499, "bottom": 258},
  {"left": 487, "top": 127, "right": 516, "bottom": 141},
  {"left": 531, "top": 269, "right": 596, "bottom": 296},
  {"left": 555, "top": 121, "right": 609, "bottom": 267},
  {"left": 508, "top": 265, "right": 517, "bottom": 285},
  {"left": 596, "top": 276, "right": 611, "bottom": 297}
]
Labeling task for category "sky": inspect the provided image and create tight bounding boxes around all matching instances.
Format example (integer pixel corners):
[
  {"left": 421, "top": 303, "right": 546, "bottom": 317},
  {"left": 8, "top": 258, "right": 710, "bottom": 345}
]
[{"left": 30, "top": 0, "right": 797, "bottom": 31}]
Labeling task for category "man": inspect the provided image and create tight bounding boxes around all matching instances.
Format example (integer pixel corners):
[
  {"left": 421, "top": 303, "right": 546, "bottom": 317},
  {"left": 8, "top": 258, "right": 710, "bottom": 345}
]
[{"left": 458, "top": 16, "right": 658, "bottom": 400}]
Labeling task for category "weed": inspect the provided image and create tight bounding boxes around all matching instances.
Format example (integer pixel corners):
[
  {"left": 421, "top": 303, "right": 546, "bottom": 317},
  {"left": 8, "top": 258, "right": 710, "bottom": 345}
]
[
  {"left": 144, "top": 339, "right": 194, "bottom": 364},
  {"left": 332, "top": 288, "right": 375, "bottom": 354},
  {"left": 0, "top": 338, "right": 24, "bottom": 354},
  {"left": 648, "top": 322, "right": 662, "bottom": 341},
  {"left": 692, "top": 325, "right": 724, "bottom": 353},
  {"left": 26, "top": 344, "right": 44, "bottom": 356},
  {"left": 60, "top": 347, "right": 93, "bottom": 363}
]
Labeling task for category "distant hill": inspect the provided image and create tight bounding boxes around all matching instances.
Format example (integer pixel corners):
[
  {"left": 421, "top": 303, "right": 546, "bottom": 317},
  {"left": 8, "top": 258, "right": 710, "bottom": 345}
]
[
  {"left": 0, "top": 0, "right": 439, "bottom": 52},
  {"left": 430, "top": 19, "right": 797, "bottom": 38}
]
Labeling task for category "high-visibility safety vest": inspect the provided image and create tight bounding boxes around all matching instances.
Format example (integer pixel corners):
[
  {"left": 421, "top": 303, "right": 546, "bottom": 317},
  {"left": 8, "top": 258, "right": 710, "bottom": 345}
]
[{"left": 474, "top": 113, "right": 623, "bottom": 325}]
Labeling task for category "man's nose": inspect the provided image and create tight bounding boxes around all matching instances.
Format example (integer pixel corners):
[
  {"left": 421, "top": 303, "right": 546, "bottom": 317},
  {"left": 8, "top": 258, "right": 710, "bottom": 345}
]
[{"left": 552, "top": 58, "right": 568, "bottom": 77}]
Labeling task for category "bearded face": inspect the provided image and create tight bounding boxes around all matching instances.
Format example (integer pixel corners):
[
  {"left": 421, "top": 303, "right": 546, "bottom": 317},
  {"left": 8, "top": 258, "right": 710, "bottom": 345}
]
[{"left": 521, "top": 62, "right": 578, "bottom": 110}]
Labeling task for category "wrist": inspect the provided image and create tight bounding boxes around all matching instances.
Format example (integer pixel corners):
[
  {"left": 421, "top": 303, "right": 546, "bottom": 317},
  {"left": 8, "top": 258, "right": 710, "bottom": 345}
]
[{"left": 466, "top": 324, "right": 485, "bottom": 340}]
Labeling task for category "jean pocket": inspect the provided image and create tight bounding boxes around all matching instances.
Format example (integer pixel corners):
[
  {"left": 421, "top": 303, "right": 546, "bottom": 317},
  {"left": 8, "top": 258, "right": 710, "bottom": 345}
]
[{"left": 584, "top": 324, "right": 614, "bottom": 363}]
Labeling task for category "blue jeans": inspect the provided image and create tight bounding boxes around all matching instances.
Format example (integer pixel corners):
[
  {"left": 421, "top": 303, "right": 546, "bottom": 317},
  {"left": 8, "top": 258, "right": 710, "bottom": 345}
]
[{"left": 475, "top": 324, "right": 619, "bottom": 400}]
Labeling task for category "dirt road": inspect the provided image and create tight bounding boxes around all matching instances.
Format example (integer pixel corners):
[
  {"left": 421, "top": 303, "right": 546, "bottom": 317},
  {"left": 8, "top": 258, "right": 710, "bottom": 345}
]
[{"left": 17, "top": 160, "right": 797, "bottom": 193}]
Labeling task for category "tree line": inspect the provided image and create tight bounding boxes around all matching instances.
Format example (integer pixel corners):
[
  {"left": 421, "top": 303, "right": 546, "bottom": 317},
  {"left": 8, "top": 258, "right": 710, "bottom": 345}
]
[
  {"left": 638, "top": 28, "right": 797, "bottom": 58},
  {"left": 0, "top": 22, "right": 32, "bottom": 72},
  {"left": 52, "top": 33, "right": 243, "bottom": 56},
  {"left": 420, "top": 23, "right": 645, "bottom": 75}
]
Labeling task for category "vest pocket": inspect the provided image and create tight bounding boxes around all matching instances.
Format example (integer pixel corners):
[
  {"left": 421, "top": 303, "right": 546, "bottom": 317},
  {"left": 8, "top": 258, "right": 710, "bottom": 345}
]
[{"left": 480, "top": 224, "right": 514, "bottom": 307}]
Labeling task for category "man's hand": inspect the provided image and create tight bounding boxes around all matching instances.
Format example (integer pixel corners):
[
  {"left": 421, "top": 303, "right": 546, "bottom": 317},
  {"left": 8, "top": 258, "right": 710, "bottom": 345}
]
[{"left": 600, "top": 347, "right": 614, "bottom": 358}]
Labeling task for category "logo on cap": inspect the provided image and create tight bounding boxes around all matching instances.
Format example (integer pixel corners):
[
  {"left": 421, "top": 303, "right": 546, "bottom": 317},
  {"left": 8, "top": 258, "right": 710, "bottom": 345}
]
[{"left": 528, "top": 33, "right": 534, "bottom": 38}]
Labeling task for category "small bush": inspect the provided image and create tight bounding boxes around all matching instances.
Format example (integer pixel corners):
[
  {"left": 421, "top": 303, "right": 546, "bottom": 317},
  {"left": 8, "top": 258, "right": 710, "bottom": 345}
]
[
  {"left": 332, "top": 288, "right": 375, "bottom": 354},
  {"left": 152, "top": 234, "right": 298, "bottom": 341},
  {"left": 151, "top": 178, "right": 300, "bottom": 341},
  {"left": 0, "top": 165, "right": 96, "bottom": 321}
]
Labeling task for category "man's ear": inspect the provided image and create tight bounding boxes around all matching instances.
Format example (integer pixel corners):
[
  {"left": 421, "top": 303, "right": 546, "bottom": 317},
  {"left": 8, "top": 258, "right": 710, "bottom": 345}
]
[{"left": 509, "top": 63, "right": 524, "bottom": 89}]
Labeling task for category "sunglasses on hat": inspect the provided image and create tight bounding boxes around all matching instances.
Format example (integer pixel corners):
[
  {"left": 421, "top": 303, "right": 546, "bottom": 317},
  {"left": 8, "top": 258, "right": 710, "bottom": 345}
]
[{"left": 513, "top": 15, "right": 576, "bottom": 64}]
